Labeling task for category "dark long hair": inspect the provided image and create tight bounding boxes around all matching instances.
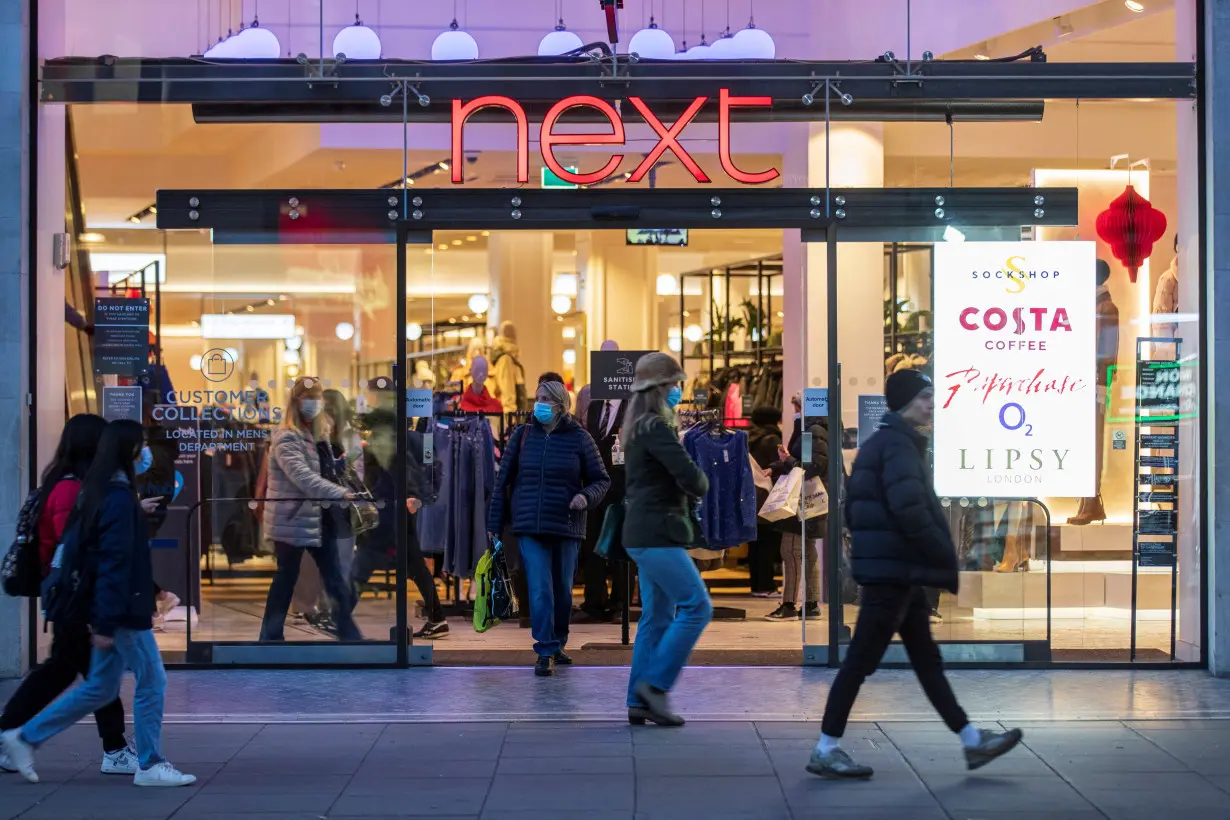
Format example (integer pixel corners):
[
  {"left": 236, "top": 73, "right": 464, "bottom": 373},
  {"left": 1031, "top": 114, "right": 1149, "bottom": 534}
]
[
  {"left": 40, "top": 414, "right": 107, "bottom": 494},
  {"left": 73, "top": 420, "right": 145, "bottom": 544}
]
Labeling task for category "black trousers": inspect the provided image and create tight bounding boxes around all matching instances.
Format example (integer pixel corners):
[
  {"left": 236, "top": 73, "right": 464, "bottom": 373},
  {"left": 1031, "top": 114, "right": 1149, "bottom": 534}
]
[
  {"left": 747, "top": 527, "right": 781, "bottom": 594},
  {"left": 0, "top": 621, "right": 127, "bottom": 752},
  {"left": 820, "top": 585, "right": 968, "bottom": 738},
  {"left": 350, "top": 540, "right": 444, "bottom": 623},
  {"left": 580, "top": 502, "right": 627, "bottom": 612}
]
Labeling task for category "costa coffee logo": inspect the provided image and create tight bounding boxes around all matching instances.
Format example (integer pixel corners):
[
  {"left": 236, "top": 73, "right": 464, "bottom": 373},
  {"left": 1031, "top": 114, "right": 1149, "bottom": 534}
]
[{"left": 959, "top": 307, "right": 1073, "bottom": 334}]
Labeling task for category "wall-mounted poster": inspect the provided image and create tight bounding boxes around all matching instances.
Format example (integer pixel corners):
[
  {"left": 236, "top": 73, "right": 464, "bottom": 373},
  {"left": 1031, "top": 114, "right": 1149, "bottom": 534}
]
[{"left": 932, "top": 242, "right": 1096, "bottom": 499}]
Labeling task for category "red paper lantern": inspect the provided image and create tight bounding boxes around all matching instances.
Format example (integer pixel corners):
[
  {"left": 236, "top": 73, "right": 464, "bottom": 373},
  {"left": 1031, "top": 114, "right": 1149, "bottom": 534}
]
[{"left": 1095, "top": 184, "right": 1168, "bottom": 284}]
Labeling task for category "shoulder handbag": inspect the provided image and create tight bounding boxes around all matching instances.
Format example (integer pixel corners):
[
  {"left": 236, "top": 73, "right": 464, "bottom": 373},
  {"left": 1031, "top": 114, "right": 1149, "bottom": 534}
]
[
  {"left": 338, "top": 468, "right": 379, "bottom": 536},
  {"left": 594, "top": 500, "right": 627, "bottom": 562}
]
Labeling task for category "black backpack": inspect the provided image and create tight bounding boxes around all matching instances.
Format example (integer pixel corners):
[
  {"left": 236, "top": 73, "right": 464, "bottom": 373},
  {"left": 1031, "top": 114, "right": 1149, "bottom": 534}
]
[
  {"left": 2, "top": 488, "right": 47, "bottom": 598},
  {"left": 40, "top": 514, "right": 94, "bottom": 625}
]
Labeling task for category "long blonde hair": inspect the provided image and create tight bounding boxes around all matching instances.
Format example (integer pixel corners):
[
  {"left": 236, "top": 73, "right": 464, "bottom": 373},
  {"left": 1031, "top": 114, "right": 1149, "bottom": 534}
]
[{"left": 280, "top": 376, "right": 333, "bottom": 440}]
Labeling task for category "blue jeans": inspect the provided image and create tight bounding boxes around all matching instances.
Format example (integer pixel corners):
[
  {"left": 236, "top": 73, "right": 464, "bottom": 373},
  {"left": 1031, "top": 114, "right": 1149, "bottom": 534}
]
[
  {"left": 626, "top": 547, "right": 713, "bottom": 707},
  {"left": 260, "top": 542, "right": 363, "bottom": 642},
  {"left": 20, "top": 628, "right": 167, "bottom": 770},
  {"left": 519, "top": 535, "right": 580, "bottom": 657}
]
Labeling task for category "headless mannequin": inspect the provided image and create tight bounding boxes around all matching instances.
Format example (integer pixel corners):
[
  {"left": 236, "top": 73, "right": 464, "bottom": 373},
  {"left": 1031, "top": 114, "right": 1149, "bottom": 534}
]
[{"left": 1068, "top": 259, "right": 1119, "bottom": 525}]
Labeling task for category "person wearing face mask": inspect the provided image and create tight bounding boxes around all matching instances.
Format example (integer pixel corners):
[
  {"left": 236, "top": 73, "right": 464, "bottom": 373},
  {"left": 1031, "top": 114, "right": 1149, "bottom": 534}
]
[
  {"left": 620, "top": 353, "right": 712, "bottom": 727},
  {"left": 1, "top": 420, "right": 196, "bottom": 787},
  {"left": 487, "top": 376, "right": 610, "bottom": 677},
  {"left": 258, "top": 377, "right": 362, "bottom": 643},
  {"left": 806, "top": 371, "right": 1022, "bottom": 779}
]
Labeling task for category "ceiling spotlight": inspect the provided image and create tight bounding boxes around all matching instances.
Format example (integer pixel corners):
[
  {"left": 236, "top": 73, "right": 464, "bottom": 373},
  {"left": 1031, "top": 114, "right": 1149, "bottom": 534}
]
[
  {"left": 974, "top": 52, "right": 990, "bottom": 61},
  {"left": 79, "top": 232, "right": 106, "bottom": 243},
  {"left": 406, "top": 322, "right": 423, "bottom": 341},
  {"left": 551, "top": 295, "right": 573, "bottom": 315},
  {"left": 683, "top": 324, "right": 704, "bottom": 343},
  {"left": 1125, "top": 0, "right": 1145, "bottom": 11},
  {"left": 468, "top": 294, "right": 490, "bottom": 313},
  {"left": 335, "top": 322, "right": 355, "bottom": 341}
]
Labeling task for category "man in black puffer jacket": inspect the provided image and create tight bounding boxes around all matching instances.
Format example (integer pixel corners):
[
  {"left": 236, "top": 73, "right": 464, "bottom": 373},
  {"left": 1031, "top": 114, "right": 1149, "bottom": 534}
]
[{"left": 806, "top": 370, "right": 1022, "bottom": 781}]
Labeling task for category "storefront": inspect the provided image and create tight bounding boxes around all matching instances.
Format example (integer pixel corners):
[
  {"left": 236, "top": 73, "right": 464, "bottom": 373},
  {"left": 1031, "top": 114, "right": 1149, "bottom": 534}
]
[{"left": 28, "top": 0, "right": 1208, "bottom": 669}]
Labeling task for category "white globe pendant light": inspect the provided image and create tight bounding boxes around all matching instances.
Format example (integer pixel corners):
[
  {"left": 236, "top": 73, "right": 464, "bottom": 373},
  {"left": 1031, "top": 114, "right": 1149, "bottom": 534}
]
[
  {"left": 231, "top": 19, "right": 281, "bottom": 59},
  {"left": 708, "top": 30, "right": 738, "bottom": 59},
  {"left": 539, "top": 20, "right": 583, "bottom": 56},
  {"left": 685, "top": 36, "right": 712, "bottom": 59},
  {"left": 629, "top": 17, "right": 675, "bottom": 59},
  {"left": 432, "top": 18, "right": 479, "bottom": 61},
  {"left": 733, "top": 21, "right": 775, "bottom": 59},
  {"left": 204, "top": 32, "right": 238, "bottom": 58},
  {"left": 333, "top": 15, "right": 382, "bottom": 59}
]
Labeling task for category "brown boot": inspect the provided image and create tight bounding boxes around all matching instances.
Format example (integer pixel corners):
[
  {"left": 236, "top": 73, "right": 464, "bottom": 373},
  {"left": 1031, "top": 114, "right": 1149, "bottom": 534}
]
[
  {"left": 995, "top": 535, "right": 1024, "bottom": 573},
  {"left": 1067, "top": 496, "right": 1107, "bottom": 526}
]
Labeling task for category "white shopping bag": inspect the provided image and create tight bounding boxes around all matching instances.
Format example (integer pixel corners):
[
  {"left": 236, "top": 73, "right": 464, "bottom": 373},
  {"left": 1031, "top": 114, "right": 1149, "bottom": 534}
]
[
  {"left": 759, "top": 468, "right": 804, "bottom": 522},
  {"left": 800, "top": 476, "right": 829, "bottom": 520}
]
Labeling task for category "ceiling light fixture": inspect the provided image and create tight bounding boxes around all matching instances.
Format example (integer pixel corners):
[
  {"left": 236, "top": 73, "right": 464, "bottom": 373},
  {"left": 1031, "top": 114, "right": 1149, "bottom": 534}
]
[
  {"left": 1125, "top": 0, "right": 1145, "bottom": 11},
  {"left": 432, "top": 1, "right": 479, "bottom": 60},
  {"left": 333, "top": 8, "right": 381, "bottom": 59}
]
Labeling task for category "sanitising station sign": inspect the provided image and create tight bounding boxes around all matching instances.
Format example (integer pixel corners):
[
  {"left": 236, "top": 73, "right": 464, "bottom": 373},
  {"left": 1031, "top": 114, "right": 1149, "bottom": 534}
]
[{"left": 933, "top": 241, "right": 1096, "bottom": 499}]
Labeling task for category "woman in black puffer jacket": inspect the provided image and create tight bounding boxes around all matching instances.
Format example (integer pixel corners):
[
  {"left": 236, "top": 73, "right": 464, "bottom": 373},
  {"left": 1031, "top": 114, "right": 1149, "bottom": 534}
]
[{"left": 487, "top": 376, "right": 610, "bottom": 677}]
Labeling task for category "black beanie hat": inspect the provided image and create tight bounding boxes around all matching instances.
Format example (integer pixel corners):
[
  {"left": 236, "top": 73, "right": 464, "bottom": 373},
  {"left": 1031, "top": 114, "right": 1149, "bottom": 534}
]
[{"left": 885, "top": 369, "right": 932, "bottom": 412}]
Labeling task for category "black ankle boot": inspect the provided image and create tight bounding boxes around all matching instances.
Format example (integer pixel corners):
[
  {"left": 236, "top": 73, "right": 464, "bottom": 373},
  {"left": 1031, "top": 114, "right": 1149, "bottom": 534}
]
[{"left": 534, "top": 655, "right": 555, "bottom": 677}]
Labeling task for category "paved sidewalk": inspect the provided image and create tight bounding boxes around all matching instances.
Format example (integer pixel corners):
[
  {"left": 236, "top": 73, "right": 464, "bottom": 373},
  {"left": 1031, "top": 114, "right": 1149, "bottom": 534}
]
[{"left": 4, "top": 718, "right": 1230, "bottom": 819}]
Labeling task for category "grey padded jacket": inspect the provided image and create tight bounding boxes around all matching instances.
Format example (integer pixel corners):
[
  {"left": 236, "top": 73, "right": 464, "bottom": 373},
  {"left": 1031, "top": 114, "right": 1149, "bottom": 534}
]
[{"left": 263, "top": 426, "right": 348, "bottom": 548}]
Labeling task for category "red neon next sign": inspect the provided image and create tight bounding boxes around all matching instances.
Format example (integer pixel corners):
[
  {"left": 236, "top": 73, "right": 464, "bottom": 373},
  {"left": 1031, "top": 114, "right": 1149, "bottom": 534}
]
[{"left": 450, "top": 88, "right": 781, "bottom": 186}]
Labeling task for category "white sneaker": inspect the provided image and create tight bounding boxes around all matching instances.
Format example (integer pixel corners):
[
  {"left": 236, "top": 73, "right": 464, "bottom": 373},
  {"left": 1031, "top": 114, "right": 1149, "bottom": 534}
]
[
  {"left": 156, "top": 592, "right": 180, "bottom": 617},
  {"left": 0, "top": 749, "right": 15, "bottom": 773},
  {"left": 101, "top": 744, "right": 140, "bottom": 775},
  {"left": 0, "top": 729, "right": 38, "bottom": 783},
  {"left": 133, "top": 760, "right": 196, "bottom": 787}
]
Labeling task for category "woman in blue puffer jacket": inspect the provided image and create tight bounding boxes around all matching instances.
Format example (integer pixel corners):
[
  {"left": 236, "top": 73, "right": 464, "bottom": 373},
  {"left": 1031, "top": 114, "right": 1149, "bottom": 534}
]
[{"left": 487, "top": 375, "right": 610, "bottom": 677}]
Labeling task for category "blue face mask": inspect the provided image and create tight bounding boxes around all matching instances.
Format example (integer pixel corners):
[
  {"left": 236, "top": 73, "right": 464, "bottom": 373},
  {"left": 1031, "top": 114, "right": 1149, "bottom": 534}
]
[
  {"left": 666, "top": 386, "right": 683, "bottom": 409},
  {"left": 135, "top": 445, "right": 153, "bottom": 476},
  {"left": 533, "top": 402, "right": 557, "bottom": 424}
]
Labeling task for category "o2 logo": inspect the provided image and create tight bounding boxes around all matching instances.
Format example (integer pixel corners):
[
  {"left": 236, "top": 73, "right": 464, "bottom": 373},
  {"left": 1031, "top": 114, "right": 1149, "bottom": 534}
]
[{"left": 999, "top": 402, "right": 1034, "bottom": 437}]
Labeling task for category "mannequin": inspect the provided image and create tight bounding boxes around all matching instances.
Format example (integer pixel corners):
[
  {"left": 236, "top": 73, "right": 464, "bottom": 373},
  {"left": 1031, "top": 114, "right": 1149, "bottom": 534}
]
[
  {"left": 1068, "top": 258, "right": 1119, "bottom": 526},
  {"left": 579, "top": 340, "right": 628, "bottom": 621},
  {"left": 1152, "top": 235, "right": 1179, "bottom": 339},
  {"left": 459, "top": 355, "right": 503, "bottom": 413},
  {"left": 490, "top": 321, "right": 526, "bottom": 413}
]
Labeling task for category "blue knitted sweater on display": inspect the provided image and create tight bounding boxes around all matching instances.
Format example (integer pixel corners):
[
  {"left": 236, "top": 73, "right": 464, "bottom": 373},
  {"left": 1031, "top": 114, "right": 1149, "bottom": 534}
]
[{"left": 683, "top": 429, "right": 758, "bottom": 549}]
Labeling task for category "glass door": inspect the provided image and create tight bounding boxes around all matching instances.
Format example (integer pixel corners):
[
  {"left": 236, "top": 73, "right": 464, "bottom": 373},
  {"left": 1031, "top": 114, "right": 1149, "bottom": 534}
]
[{"left": 168, "top": 231, "right": 403, "bottom": 665}]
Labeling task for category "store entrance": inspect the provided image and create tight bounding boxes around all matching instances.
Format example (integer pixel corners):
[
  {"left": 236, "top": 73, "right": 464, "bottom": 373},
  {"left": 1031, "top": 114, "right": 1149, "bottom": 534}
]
[{"left": 147, "top": 185, "right": 1075, "bottom": 668}]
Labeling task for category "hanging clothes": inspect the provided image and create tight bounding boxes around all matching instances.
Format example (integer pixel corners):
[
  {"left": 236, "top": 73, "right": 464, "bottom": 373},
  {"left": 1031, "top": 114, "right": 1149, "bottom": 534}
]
[
  {"left": 416, "top": 418, "right": 496, "bottom": 578},
  {"left": 682, "top": 426, "right": 758, "bottom": 550}
]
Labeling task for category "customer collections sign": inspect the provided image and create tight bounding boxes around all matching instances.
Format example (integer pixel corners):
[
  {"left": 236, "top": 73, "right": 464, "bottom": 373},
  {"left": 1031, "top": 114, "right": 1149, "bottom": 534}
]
[{"left": 932, "top": 242, "right": 1096, "bottom": 498}]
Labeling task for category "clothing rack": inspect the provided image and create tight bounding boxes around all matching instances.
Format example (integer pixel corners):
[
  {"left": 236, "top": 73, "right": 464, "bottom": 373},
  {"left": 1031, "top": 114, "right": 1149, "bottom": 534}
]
[
  {"left": 674, "top": 412, "right": 750, "bottom": 621},
  {"left": 418, "top": 411, "right": 502, "bottom": 617}
]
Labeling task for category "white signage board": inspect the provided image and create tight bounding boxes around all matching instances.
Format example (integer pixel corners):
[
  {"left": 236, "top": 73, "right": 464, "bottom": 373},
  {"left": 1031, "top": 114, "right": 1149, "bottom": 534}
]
[
  {"left": 200, "top": 313, "right": 296, "bottom": 340},
  {"left": 932, "top": 241, "right": 1096, "bottom": 498}
]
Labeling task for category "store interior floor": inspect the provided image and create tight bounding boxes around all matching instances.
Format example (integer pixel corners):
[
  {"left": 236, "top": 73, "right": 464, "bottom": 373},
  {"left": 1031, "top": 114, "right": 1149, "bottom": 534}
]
[{"left": 152, "top": 557, "right": 1179, "bottom": 665}]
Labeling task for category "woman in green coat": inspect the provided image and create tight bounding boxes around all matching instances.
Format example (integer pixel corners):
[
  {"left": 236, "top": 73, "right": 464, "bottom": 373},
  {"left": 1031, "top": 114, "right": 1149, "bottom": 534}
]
[{"left": 620, "top": 353, "right": 712, "bottom": 727}]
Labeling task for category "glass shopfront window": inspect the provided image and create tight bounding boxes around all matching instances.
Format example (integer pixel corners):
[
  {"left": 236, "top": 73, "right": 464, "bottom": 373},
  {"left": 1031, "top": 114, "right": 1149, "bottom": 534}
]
[{"left": 35, "top": 0, "right": 1204, "bottom": 668}]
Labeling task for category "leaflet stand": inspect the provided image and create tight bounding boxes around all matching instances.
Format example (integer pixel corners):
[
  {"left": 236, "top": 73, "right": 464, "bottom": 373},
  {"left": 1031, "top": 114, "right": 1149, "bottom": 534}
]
[{"left": 1130, "top": 337, "right": 1183, "bottom": 662}]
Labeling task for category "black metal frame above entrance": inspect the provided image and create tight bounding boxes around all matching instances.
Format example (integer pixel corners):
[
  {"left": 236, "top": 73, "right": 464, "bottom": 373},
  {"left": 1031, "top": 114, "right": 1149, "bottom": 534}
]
[
  {"left": 41, "top": 57, "right": 1195, "bottom": 121},
  {"left": 156, "top": 187, "right": 1077, "bottom": 237}
]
